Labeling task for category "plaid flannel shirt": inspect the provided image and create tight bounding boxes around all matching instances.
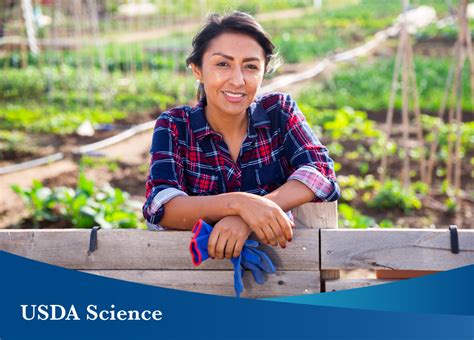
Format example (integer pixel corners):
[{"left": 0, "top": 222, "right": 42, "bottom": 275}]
[{"left": 143, "top": 92, "right": 340, "bottom": 230}]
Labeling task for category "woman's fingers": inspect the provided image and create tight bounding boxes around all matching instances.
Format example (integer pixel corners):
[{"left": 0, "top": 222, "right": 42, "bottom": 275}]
[
  {"left": 269, "top": 217, "right": 287, "bottom": 248},
  {"left": 254, "top": 228, "right": 269, "bottom": 245},
  {"left": 214, "top": 234, "right": 228, "bottom": 260},
  {"left": 232, "top": 238, "right": 246, "bottom": 258},
  {"left": 261, "top": 225, "right": 278, "bottom": 247},
  {"left": 207, "top": 229, "right": 221, "bottom": 259},
  {"left": 276, "top": 213, "right": 293, "bottom": 242},
  {"left": 225, "top": 238, "right": 237, "bottom": 259}
]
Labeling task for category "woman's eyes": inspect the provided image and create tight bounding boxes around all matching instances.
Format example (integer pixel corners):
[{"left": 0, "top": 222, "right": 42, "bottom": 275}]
[
  {"left": 215, "top": 62, "right": 259, "bottom": 70},
  {"left": 245, "top": 64, "right": 259, "bottom": 70}
]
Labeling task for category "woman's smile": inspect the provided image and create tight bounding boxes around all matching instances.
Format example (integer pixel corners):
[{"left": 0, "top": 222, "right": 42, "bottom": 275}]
[{"left": 222, "top": 91, "right": 246, "bottom": 103}]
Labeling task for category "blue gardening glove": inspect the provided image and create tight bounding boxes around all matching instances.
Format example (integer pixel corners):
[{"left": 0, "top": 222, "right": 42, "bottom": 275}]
[
  {"left": 189, "top": 219, "right": 213, "bottom": 266},
  {"left": 231, "top": 253, "right": 244, "bottom": 298},
  {"left": 190, "top": 219, "right": 277, "bottom": 297},
  {"left": 241, "top": 243, "right": 276, "bottom": 284},
  {"left": 242, "top": 240, "right": 276, "bottom": 276},
  {"left": 231, "top": 240, "right": 277, "bottom": 297}
]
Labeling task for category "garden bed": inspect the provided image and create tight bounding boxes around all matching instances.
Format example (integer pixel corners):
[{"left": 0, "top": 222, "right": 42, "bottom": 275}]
[{"left": 2, "top": 1, "right": 472, "bottom": 230}]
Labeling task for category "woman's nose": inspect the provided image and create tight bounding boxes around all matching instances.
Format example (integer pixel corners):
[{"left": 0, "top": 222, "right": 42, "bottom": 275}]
[{"left": 229, "top": 67, "right": 245, "bottom": 86}]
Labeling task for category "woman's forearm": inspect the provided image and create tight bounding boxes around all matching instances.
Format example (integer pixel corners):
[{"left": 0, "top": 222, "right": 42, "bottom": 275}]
[
  {"left": 159, "top": 180, "right": 313, "bottom": 230},
  {"left": 264, "top": 179, "right": 315, "bottom": 212},
  {"left": 159, "top": 193, "right": 241, "bottom": 230}
]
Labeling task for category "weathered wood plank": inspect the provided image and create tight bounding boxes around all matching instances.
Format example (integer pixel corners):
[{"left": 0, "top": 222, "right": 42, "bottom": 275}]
[
  {"left": 0, "top": 229, "right": 319, "bottom": 270},
  {"left": 81, "top": 270, "right": 320, "bottom": 298},
  {"left": 293, "top": 201, "right": 340, "bottom": 281},
  {"left": 325, "top": 279, "right": 398, "bottom": 292},
  {"left": 292, "top": 202, "right": 338, "bottom": 229},
  {"left": 321, "top": 229, "right": 474, "bottom": 270}
]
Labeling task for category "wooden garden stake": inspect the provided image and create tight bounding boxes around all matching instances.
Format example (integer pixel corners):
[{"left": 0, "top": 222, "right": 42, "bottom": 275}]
[
  {"left": 425, "top": 45, "right": 456, "bottom": 187},
  {"left": 73, "top": 0, "right": 89, "bottom": 109},
  {"left": 380, "top": 13, "right": 406, "bottom": 184},
  {"left": 380, "top": 0, "right": 427, "bottom": 188},
  {"left": 407, "top": 42, "right": 427, "bottom": 183},
  {"left": 401, "top": 16, "right": 411, "bottom": 188}
]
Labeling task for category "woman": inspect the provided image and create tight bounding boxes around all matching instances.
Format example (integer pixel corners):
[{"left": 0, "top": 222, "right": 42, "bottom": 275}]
[{"left": 143, "top": 11, "right": 339, "bottom": 261}]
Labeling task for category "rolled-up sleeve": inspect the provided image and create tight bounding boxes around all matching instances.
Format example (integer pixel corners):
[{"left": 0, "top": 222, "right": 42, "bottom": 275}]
[
  {"left": 282, "top": 95, "right": 340, "bottom": 202},
  {"left": 143, "top": 112, "right": 188, "bottom": 229}
]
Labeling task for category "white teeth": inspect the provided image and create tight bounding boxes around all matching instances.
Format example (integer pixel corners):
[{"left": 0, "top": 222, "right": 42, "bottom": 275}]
[{"left": 224, "top": 92, "right": 244, "bottom": 98}]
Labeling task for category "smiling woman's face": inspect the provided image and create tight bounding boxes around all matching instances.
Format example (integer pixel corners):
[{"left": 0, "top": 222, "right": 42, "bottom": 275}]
[{"left": 191, "top": 32, "right": 266, "bottom": 119}]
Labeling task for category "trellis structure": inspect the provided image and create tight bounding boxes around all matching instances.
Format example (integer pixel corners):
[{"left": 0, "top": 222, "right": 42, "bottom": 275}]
[
  {"left": 380, "top": 0, "right": 427, "bottom": 187},
  {"left": 425, "top": 0, "right": 473, "bottom": 201}
]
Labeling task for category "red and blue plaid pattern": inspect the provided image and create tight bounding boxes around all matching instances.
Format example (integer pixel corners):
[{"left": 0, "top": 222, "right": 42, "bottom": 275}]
[{"left": 143, "top": 92, "right": 340, "bottom": 228}]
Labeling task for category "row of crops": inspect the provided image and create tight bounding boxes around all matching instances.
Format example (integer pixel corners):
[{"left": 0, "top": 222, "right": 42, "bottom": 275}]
[
  {"left": 0, "top": 1, "right": 414, "bottom": 159},
  {"left": 2, "top": 1, "right": 473, "bottom": 229}
]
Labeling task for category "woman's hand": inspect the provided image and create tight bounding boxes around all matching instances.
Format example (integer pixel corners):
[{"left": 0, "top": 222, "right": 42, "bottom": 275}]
[
  {"left": 208, "top": 215, "right": 251, "bottom": 260},
  {"left": 232, "top": 192, "right": 294, "bottom": 248}
]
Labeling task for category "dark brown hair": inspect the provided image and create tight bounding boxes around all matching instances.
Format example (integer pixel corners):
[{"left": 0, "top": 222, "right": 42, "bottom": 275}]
[{"left": 186, "top": 11, "right": 279, "bottom": 101}]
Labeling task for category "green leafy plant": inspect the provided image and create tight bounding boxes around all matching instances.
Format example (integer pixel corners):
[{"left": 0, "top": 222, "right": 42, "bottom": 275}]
[
  {"left": 366, "top": 179, "right": 424, "bottom": 213},
  {"left": 80, "top": 156, "right": 120, "bottom": 172},
  {"left": 0, "top": 130, "right": 35, "bottom": 159},
  {"left": 337, "top": 174, "right": 380, "bottom": 196},
  {"left": 378, "top": 218, "right": 395, "bottom": 228},
  {"left": 338, "top": 203, "right": 376, "bottom": 228},
  {"left": 301, "top": 106, "right": 383, "bottom": 142},
  {"left": 11, "top": 173, "right": 144, "bottom": 229}
]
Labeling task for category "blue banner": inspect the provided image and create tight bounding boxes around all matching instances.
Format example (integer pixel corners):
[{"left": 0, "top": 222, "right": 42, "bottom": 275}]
[{"left": 1, "top": 250, "right": 473, "bottom": 340}]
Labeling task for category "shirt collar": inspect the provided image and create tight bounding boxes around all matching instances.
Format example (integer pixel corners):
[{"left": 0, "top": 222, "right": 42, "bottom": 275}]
[
  {"left": 190, "top": 96, "right": 271, "bottom": 141},
  {"left": 189, "top": 98, "right": 214, "bottom": 141}
]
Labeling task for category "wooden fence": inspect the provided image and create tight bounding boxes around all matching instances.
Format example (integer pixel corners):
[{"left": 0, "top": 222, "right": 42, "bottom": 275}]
[{"left": 1, "top": 202, "right": 473, "bottom": 298}]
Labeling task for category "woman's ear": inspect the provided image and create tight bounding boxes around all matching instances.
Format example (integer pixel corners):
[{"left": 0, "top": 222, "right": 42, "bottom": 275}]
[{"left": 190, "top": 63, "right": 202, "bottom": 82}]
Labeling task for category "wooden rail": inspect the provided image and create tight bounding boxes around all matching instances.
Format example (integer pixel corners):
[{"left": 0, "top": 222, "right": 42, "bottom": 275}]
[
  {"left": 1, "top": 202, "right": 473, "bottom": 297},
  {"left": 321, "top": 228, "right": 474, "bottom": 292},
  {"left": 0, "top": 228, "right": 320, "bottom": 298}
]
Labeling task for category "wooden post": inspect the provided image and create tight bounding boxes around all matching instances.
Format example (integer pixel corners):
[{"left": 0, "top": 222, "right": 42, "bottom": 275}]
[{"left": 292, "top": 201, "right": 339, "bottom": 292}]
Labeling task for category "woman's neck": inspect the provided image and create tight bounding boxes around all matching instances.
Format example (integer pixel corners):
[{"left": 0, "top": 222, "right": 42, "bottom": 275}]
[{"left": 205, "top": 106, "right": 248, "bottom": 139}]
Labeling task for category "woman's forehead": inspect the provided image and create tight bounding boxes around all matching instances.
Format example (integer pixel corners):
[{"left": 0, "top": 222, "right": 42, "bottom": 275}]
[{"left": 205, "top": 32, "right": 265, "bottom": 60}]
